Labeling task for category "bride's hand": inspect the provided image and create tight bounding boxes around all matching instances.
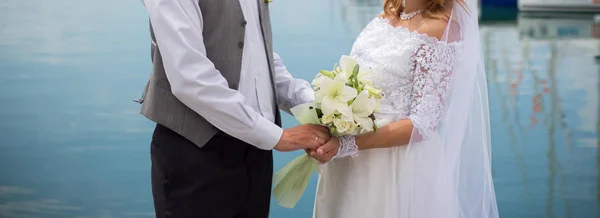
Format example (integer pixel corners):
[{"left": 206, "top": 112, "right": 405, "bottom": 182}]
[{"left": 307, "top": 137, "right": 340, "bottom": 163}]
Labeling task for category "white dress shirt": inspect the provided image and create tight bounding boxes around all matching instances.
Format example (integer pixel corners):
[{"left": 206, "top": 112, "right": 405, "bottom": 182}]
[{"left": 142, "top": 0, "right": 314, "bottom": 150}]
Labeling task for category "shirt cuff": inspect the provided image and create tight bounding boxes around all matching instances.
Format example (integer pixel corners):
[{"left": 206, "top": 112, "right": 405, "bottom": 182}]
[
  {"left": 252, "top": 116, "right": 284, "bottom": 150},
  {"left": 300, "top": 88, "right": 315, "bottom": 103}
]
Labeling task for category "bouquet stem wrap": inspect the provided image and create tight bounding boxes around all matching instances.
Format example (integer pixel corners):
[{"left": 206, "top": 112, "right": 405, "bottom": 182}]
[
  {"left": 272, "top": 153, "right": 317, "bottom": 208},
  {"left": 272, "top": 103, "right": 320, "bottom": 209}
]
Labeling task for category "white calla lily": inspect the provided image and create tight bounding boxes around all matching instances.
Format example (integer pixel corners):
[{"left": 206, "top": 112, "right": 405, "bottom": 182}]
[{"left": 317, "top": 73, "right": 357, "bottom": 116}]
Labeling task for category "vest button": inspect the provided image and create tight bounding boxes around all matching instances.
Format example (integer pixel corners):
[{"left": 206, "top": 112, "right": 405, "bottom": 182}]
[
  {"left": 238, "top": 42, "right": 244, "bottom": 48},
  {"left": 241, "top": 20, "right": 247, "bottom": 27}
]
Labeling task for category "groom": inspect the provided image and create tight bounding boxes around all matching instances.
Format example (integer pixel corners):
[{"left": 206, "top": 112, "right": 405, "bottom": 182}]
[{"left": 137, "top": 0, "right": 332, "bottom": 217}]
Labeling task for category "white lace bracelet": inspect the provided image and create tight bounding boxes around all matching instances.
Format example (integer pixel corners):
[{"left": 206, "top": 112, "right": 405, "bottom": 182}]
[{"left": 333, "top": 135, "right": 359, "bottom": 159}]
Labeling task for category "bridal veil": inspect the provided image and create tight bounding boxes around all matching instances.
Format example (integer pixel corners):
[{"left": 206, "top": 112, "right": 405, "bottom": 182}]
[{"left": 393, "top": 0, "right": 500, "bottom": 217}]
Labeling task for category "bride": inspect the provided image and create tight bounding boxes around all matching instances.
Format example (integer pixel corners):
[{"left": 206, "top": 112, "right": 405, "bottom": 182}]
[{"left": 306, "top": 0, "right": 499, "bottom": 217}]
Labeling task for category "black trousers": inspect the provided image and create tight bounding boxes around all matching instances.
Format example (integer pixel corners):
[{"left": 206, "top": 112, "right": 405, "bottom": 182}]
[{"left": 150, "top": 124, "right": 273, "bottom": 218}]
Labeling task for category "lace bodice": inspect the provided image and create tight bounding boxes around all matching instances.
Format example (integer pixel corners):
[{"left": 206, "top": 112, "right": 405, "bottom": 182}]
[{"left": 350, "top": 17, "right": 461, "bottom": 135}]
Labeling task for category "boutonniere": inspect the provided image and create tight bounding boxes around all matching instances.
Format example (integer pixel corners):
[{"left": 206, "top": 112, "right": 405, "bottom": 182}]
[{"left": 265, "top": 0, "right": 272, "bottom": 3}]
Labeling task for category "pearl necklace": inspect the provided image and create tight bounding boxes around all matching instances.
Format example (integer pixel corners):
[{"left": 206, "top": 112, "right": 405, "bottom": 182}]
[{"left": 399, "top": 10, "right": 423, "bottom": 20}]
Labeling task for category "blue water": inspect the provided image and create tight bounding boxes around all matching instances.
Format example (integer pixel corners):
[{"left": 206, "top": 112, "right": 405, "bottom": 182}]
[{"left": 0, "top": 0, "right": 598, "bottom": 217}]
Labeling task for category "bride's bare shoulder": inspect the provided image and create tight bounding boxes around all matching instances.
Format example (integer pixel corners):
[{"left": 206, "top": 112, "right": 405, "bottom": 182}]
[{"left": 417, "top": 18, "right": 449, "bottom": 41}]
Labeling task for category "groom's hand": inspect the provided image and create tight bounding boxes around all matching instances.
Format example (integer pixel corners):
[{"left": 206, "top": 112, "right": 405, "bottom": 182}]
[{"left": 274, "top": 124, "right": 330, "bottom": 152}]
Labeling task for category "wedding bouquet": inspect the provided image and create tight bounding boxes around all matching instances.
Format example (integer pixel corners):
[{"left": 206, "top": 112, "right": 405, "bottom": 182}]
[{"left": 272, "top": 55, "right": 383, "bottom": 208}]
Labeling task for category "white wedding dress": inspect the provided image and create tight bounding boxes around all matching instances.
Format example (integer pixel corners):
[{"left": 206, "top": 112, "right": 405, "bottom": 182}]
[{"left": 313, "top": 16, "right": 460, "bottom": 218}]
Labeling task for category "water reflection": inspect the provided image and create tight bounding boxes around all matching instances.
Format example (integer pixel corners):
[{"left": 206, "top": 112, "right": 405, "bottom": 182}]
[
  {"left": 0, "top": 0, "right": 598, "bottom": 217},
  {"left": 483, "top": 11, "right": 599, "bottom": 218}
]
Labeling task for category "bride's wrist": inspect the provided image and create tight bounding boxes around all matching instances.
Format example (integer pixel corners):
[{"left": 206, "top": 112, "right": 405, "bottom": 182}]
[{"left": 333, "top": 135, "right": 359, "bottom": 159}]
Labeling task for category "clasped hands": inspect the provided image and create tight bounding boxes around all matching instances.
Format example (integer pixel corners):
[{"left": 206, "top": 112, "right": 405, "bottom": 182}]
[{"left": 274, "top": 124, "right": 340, "bottom": 163}]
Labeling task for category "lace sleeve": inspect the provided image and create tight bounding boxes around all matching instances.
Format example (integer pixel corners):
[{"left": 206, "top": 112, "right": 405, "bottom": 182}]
[{"left": 408, "top": 43, "right": 458, "bottom": 139}]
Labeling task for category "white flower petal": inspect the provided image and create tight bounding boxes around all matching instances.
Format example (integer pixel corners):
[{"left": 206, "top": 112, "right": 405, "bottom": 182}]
[
  {"left": 346, "top": 58, "right": 358, "bottom": 74},
  {"left": 351, "top": 90, "right": 376, "bottom": 117},
  {"left": 335, "top": 103, "right": 354, "bottom": 117},
  {"left": 353, "top": 115, "right": 374, "bottom": 133},
  {"left": 374, "top": 100, "right": 381, "bottom": 113},
  {"left": 314, "top": 90, "right": 325, "bottom": 103},
  {"left": 318, "top": 76, "right": 334, "bottom": 89},
  {"left": 311, "top": 74, "right": 323, "bottom": 88},
  {"left": 358, "top": 68, "right": 374, "bottom": 86},
  {"left": 321, "top": 96, "right": 351, "bottom": 117},
  {"left": 333, "top": 72, "right": 349, "bottom": 84},
  {"left": 337, "top": 86, "right": 358, "bottom": 102},
  {"left": 337, "top": 114, "right": 354, "bottom": 123},
  {"left": 339, "top": 55, "right": 356, "bottom": 74}
]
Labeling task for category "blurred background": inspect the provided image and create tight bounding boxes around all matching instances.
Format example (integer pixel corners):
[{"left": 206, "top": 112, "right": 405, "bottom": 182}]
[{"left": 0, "top": 0, "right": 598, "bottom": 217}]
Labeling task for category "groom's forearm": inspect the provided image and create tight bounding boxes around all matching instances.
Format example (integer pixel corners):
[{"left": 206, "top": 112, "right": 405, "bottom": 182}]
[{"left": 273, "top": 53, "right": 314, "bottom": 114}]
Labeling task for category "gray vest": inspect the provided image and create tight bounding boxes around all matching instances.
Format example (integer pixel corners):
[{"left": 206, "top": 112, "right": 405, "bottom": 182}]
[{"left": 137, "top": 0, "right": 281, "bottom": 148}]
